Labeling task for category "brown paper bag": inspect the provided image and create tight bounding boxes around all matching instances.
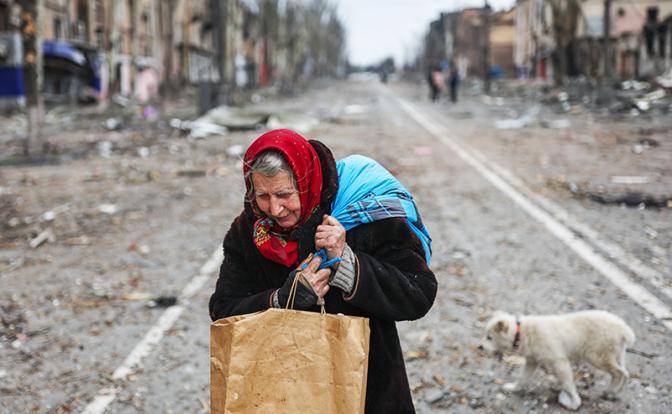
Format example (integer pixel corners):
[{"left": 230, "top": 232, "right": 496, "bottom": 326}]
[{"left": 210, "top": 306, "right": 370, "bottom": 414}]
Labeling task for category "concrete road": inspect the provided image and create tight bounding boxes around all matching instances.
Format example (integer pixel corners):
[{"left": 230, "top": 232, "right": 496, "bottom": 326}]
[{"left": 1, "top": 78, "right": 670, "bottom": 413}]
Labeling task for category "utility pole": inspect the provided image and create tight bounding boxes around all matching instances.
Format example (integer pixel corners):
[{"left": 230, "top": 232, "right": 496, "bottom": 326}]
[
  {"left": 603, "top": 0, "right": 612, "bottom": 80},
  {"left": 597, "top": 0, "right": 613, "bottom": 104},
  {"left": 158, "top": 0, "right": 176, "bottom": 98},
  {"left": 18, "top": 0, "right": 44, "bottom": 156},
  {"left": 181, "top": 1, "right": 190, "bottom": 83},
  {"left": 213, "top": 0, "right": 224, "bottom": 82},
  {"left": 65, "top": 0, "right": 71, "bottom": 38},
  {"left": 107, "top": 0, "right": 119, "bottom": 101},
  {"left": 483, "top": 1, "right": 491, "bottom": 94},
  {"left": 212, "top": 0, "right": 229, "bottom": 104},
  {"left": 130, "top": 0, "right": 139, "bottom": 99}
]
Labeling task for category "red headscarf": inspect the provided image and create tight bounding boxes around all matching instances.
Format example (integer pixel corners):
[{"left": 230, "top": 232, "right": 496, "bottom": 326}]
[{"left": 243, "top": 129, "right": 323, "bottom": 267}]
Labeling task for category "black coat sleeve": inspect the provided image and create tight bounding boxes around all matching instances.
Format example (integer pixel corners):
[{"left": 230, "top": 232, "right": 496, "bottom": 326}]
[
  {"left": 343, "top": 218, "right": 437, "bottom": 322},
  {"left": 208, "top": 221, "right": 276, "bottom": 321}
]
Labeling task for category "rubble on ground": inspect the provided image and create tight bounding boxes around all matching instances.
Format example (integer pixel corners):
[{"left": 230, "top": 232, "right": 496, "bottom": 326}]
[{"left": 170, "top": 105, "right": 320, "bottom": 139}]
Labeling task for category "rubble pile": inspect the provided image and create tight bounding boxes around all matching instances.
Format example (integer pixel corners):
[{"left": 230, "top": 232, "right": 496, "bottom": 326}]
[
  {"left": 483, "top": 76, "right": 672, "bottom": 119},
  {"left": 547, "top": 177, "right": 672, "bottom": 210},
  {"left": 170, "top": 105, "right": 319, "bottom": 140}
]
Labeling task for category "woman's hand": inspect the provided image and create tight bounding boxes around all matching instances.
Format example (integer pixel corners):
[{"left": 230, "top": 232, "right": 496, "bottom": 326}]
[
  {"left": 315, "top": 215, "right": 346, "bottom": 261},
  {"left": 299, "top": 254, "right": 331, "bottom": 298},
  {"left": 276, "top": 255, "right": 330, "bottom": 308}
]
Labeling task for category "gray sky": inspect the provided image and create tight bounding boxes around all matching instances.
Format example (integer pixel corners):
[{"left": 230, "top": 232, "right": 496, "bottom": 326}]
[{"left": 336, "top": 0, "right": 516, "bottom": 66}]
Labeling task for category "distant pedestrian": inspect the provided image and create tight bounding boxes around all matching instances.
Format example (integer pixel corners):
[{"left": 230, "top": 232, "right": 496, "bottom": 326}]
[
  {"left": 427, "top": 64, "right": 444, "bottom": 102},
  {"left": 449, "top": 61, "right": 459, "bottom": 103}
]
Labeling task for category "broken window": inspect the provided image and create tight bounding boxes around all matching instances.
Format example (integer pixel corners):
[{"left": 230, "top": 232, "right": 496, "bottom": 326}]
[
  {"left": 71, "top": 0, "right": 89, "bottom": 42},
  {"left": 659, "top": 25, "right": 667, "bottom": 58},
  {"left": 0, "top": 4, "right": 8, "bottom": 31},
  {"left": 54, "top": 18, "right": 62, "bottom": 40},
  {"left": 94, "top": 0, "right": 105, "bottom": 48},
  {"left": 644, "top": 7, "right": 658, "bottom": 56},
  {"left": 646, "top": 7, "right": 658, "bottom": 23}
]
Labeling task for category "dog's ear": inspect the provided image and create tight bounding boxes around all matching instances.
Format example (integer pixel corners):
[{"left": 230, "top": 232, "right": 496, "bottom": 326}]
[{"left": 495, "top": 320, "right": 509, "bottom": 333}]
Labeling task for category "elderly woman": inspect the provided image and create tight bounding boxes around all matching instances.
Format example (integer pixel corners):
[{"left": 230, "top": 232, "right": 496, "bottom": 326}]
[{"left": 209, "top": 129, "right": 436, "bottom": 413}]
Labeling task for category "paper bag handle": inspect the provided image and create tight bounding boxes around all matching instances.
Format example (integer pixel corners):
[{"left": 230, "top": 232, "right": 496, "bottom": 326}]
[{"left": 286, "top": 271, "right": 326, "bottom": 315}]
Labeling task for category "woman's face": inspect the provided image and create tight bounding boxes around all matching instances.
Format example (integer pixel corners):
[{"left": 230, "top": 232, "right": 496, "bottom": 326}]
[{"left": 251, "top": 171, "right": 301, "bottom": 229}]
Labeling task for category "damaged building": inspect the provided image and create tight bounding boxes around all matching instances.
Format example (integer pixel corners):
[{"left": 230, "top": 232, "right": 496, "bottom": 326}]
[
  {"left": 424, "top": 6, "right": 516, "bottom": 80},
  {"left": 514, "top": 0, "right": 554, "bottom": 80},
  {"left": 513, "top": 0, "right": 672, "bottom": 82},
  {"left": 0, "top": 0, "right": 346, "bottom": 110}
]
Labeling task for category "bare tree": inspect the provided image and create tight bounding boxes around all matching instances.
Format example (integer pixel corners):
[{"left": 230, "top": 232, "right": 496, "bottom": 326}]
[
  {"left": 159, "top": 0, "right": 178, "bottom": 99},
  {"left": 17, "top": 0, "right": 44, "bottom": 156},
  {"left": 547, "top": 0, "right": 582, "bottom": 86},
  {"left": 603, "top": 0, "right": 612, "bottom": 80},
  {"left": 301, "top": 0, "right": 344, "bottom": 77}
]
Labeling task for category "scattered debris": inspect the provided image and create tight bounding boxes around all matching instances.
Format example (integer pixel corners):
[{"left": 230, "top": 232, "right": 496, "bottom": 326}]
[
  {"left": 611, "top": 176, "right": 651, "bottom": 185},
  {"left": 635, "top": 90, "right": 666, "bottom": 112},
  {"left": 266, "top": 113, "right": 319, "bottom": 133},
  {"left": 147, "top": 296, "right": 178, "bottom": 308},
  {"left": 29, "top": 228, "right": 55, "bottom": 249},
  {"left": 494, "top": 106, "right": 540, "bottom": 130},
  {"left": 424, "top": 389, "right": 446, "bottom": 404},
  {"left": 343, "top": 104, "right": 369, "bottom": 115},
  {"left": 632, "top": 138, "right": 659, "bottom": 154},
  {"left": 540, "top": 119, "right": 570, "bottom": 129},
  {"left": 433, "top": 373, "right": 447, "bottom": 386},
  {"left": 64, "top": 235, "right": 91, "bottom": 245},
  {"left": 177, "top": 169, "right": 207, "bottom": 178},
  {"left": 119, "top": 293, "right": 177, "bottom": 308},
  {"left": 550, "top": 178, "right": 671, "bottom": 209},
  {"left": 98, "top": 141, "right": 113, "bottom": 158},
  {"left": 170, "top": 118, "right": 228, "bottom": 139},
  {"left": 137, "top": 147, "right": 150, "bottom": 158},
  {"left": 97, "top": 204, "right": 118, "bottom": 215},
  {"left": 622, "top": 80, "right": 650, "bottom": 91},
  {"left": 626, "top": 348, "right": 658, "bottom": 359},
  {"left": 199, "top": 106, "right": 269, "bottom": 130},
  {"left": 105, "top": 118, "right": 122, "bottom": 131},
  {"left": 469, "top": 397, "right": 485, "bottom": 409},
  {"left": 644, "top": 227, "right": 658, "bottom": 239},
  {"left": 37, "top": 204, "right": 69, "bottom": 224},
  {"left": 172, "top": 106, "right": 320, "bottom": 138},
  {"left": 645, "top": 386, "right": 658, "bottom": 395},
  {"left": 656, "top": 68, "right": 672, "bottom": 88},
  {"left": 587, "top": 192, "right": 670, "bottom": 209},
  {"left": 120, "top": 292, "right": 153, "bottom": 301},
  {"left": 142, "top": 106, "right": 158, "bottom": 120},
  {"left": 406, "top": 349, "right": 429, "bottom": 360}
]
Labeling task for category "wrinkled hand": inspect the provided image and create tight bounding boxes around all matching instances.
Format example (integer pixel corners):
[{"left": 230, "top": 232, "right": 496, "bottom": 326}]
[
  {"left": 276, "top": 255, "right": 330, "bottom": 309},
  {"left": 299, "top": 254, "right": 331, "bottom": 298},
  {"left": 315, "top": 215, "right": 346, "bottom": 262}
]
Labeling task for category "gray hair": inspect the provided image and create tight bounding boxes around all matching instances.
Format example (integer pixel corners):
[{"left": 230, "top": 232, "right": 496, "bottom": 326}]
[{"left": 245, "top": 150, "right": 296, "bottom": 200}]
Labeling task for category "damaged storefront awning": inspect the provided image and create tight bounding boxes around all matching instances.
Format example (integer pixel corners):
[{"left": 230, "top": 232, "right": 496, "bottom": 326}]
[{"left": 43, "top": 41, "right": 87, "bottom": 66}]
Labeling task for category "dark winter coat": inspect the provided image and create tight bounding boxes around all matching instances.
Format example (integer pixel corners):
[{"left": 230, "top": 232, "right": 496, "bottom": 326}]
[{"left": 209, "top": 139, "right": 437, "bottom": 413}]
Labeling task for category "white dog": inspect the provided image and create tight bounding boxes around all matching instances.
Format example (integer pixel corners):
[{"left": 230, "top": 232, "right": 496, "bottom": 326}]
[{"left": 482, "top": 310, "right": 635, "bottom": 411}]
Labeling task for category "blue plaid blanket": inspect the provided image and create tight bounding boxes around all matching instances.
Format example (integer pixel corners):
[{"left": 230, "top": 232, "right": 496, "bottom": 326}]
[{"left": 331, "top": 155, "right": 432, "bottom": 264}]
